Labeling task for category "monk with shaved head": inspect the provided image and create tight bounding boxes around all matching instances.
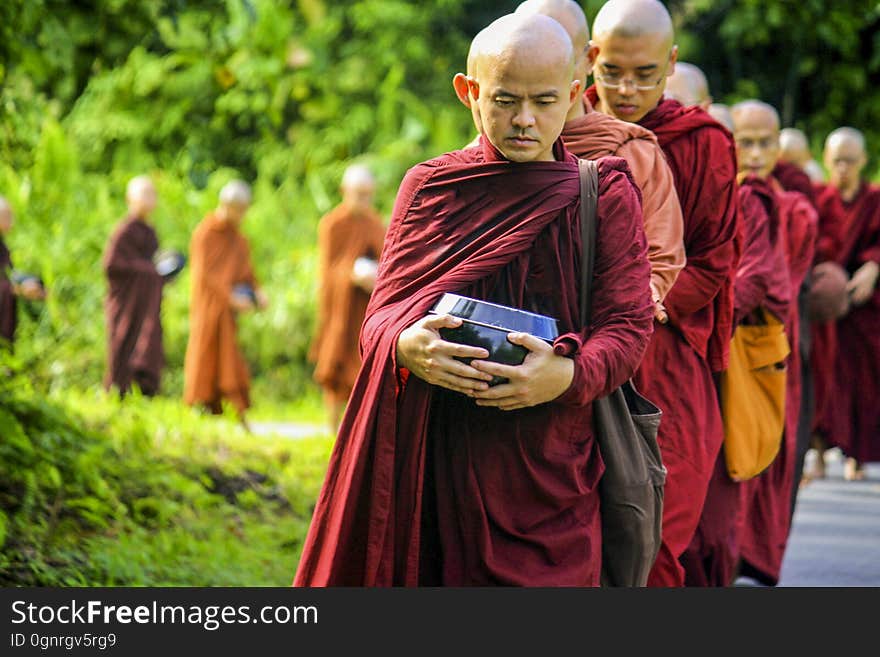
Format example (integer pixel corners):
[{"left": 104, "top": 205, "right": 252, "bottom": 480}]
[
  {"left": 664, "top": 61, "right": 711, "bottom": 110},
  {"left": 512, "top": 0, "right": 685, "bottom": 325},
  {"left": 309, "top": 163, "right": 387, "bottom": 435},
  {"left": 778, "top": 127, "right": 825, "bottom": 184},
  {"left": 770, "top": 127, "right": 818, "bottom": 208},
  {"left": 810, "top": 127, "right": 880, "bottom": 483},
  {"left": 103, "top": 175, "right": 167, "bottom": 396},
  {"left": 585, "top": 0, "right": 741, "bottom": 587},
  {"left": 184, "top": 179, "right": 267, "bottom": 426},
  {"left": 294, "top": 12, "right": 653, "bottom": 586}
]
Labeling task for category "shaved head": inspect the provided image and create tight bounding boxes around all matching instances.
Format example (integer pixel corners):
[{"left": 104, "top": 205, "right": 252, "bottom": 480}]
[
  {"left": 219, "top": 179, "right": 252, "bottom": 207},
  {"left": 515, "top": 0, "right": 591, "bottom": 120},
  {"left": 341, "top": 163, "right": 376, "bottom": 211},
  {"left": 707, "top": 103, "right": 734, "bottom": 132},
  {"left": 731, "top": 100, "right": 781, "bottom": 180},
  {"left": 824, "top": 127, "right": 867, "bottom": 197},
  {"left": 592, "top": 0, "right": 674, "bottom": 50},
  {"left": 665, "top": 61, "right": 711, "bottom": 109},
  {"left": 125, "top": 175, "right": 157, "bottom": 220},
  {"left": 0, "top": 195, "right": 12, "bottom": 235}
]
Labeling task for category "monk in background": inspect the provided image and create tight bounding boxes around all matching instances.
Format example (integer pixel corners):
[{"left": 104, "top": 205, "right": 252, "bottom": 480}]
[
  {"left": 184, "top": 180, "right": 267, "bottom": 426},
  {"left": 664, "top": 61, "right": 712, "bottom": 110},
  {"left": 510, "top": 0, "right": 685, "bottom": 324},
  {"left": 309, "top": 164, "right": 387, "bottom": 435},
  {"left": 103, "top": 176, "right": 165, "bottom": 396},
  {"left": 294, "top": 13, "right": 653, "bottom": 586},
  {"left": 731, "top": 100, "right": 817, "bottom": 587},
  {"left": 810, "top": 128, "right": 880, "bottom": 482},
  {"left": 1, "top": 196, "right": 46, "bottom": 348},
  {"left": 586, "top": 0, "right": 741, "bottom": 587},
  {"left": 772, "top": 127, "right": 818, "bottom": 207},
  {"left": 778, "top": 127, "right": 824, "bottom": 185}
]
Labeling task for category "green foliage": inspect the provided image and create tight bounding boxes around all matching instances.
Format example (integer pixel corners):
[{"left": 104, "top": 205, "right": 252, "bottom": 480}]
[{"left": 0, "top": 356, "right": 333, "bottom": 586}]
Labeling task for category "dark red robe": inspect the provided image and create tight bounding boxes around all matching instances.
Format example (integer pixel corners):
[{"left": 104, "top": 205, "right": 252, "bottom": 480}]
[
  {"left": 292, "top": 136, "right": 653, "bottom": 586},
  {"left": 738, "top": 178, "right": 818, "bottom": 586},
  {"left": 811, "top": 183, "right": 880, "bottom": 464},
  {"left": 587, "top": 90, "right": 742, "bottom": 587},
  {"left": 103, "top": 216, "right": 165, "bottom": 396},
  {"left": 0, "top": 237, "right": 16, "bottom": 346},
  {"left": 772, "top": 161, "right": 816, "bottom": 209}
]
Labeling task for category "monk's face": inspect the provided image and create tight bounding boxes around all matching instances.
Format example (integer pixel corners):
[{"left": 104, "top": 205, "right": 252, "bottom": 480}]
[
  {"left": 589, "top": 32, "right": 676, "bottom": 123},
  {"left": 471, "top": 50, "right": 579, "bottom": 162},
  {"left": 734, "top": 110, "right": 780, "bottom": 180},
  {"left": 0, "top": 207, "right": 12, "bottom": 235},
  {"left": 127, "top": 183, "right": 157, "bottom": 219},
  {"left": 219, "top": 201, "right": 249, "bottom": 225},
  {"left": 824, "top": 139, "right": 866, "bottom": 193},
  {"left": 342, "top": 181, "right": 375, "bottom": 212}
]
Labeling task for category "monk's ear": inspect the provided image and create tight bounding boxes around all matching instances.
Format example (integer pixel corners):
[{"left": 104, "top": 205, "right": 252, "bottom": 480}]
[
  {"left": 586, "top": 41, "right": 600, "bottom": 69},
  {"left": 667, "top": 45, "right": 679, "bottom": 77},
  {"left": 581, "top": 45, "right": 594, "bottom": 77},
  {"left": 452, "top": 73, "right": 472, "bottom": 108},
  {"left": 569, "top": 79, "right": 582, "bottom": 106}
]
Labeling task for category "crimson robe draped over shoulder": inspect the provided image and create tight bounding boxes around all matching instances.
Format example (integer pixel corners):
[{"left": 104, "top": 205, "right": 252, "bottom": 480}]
[
  {"left": 772, "top": 161, "right": 817, "bottom": 209},
  {"left": 293, "top": 137, "right": 653, "bottom": 586},
  {"left": 103, "top": 216, "right": 165, "bottom": 396},
  {"left": 0, "top": 238, "right": 16, "bottom": 345},
  {"left": 586, "top": 90, "right": 741, "bottom": 587},
  {"left": 738, "top": 179, "right": 818, "bottom": 586},
  {"left": 811, "top": 183, "right": 880, "bottom": 463}
]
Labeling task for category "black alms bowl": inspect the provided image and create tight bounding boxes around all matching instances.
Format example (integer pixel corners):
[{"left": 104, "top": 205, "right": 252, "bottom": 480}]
[
  {"left": 430, "top": 293, "right": 559, "bottom": 386},
  {"left": 154, "top": 250, "right": 187, "bottom": 281}
]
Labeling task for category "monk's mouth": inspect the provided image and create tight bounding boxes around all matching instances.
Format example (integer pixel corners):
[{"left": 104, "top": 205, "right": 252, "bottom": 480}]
[
  {"left": 507, "top": 136, "right": 538, "bottom": 145},
  {"left": 614, "top": 103, "right": 639, "bottom": 115}
]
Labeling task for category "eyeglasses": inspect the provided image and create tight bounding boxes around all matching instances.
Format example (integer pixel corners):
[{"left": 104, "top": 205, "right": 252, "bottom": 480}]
[{"left": 593, "top": 69, "right": 666, "bottom": 91}]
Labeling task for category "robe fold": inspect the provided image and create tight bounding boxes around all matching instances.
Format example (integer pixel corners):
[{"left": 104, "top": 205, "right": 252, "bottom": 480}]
[
  {"left": 772, "top": 161, "right": 817, "bottom": 209},
  {"left": 309, "top": 203, "right": 386, "bottom": 403},
  {"left": 681, "top": 180, "right": 792, "bottom": 586},
  {"left": 811, "top": 183, "right": 880, "bottom": 464},
  {"left": 293, "top": 136, "right": 653, "bottom": 587},
  {"left": 0, "top": 238, "right": 16, "bottom": 345},
  {"left": 738, "top": 177, "right": 818, "bottom": 586},
  {"left": 183, "top": 213, "right": 259, "bottom": 414},
  {"left": 587, "top": 90, "right": 741, "bottom": 587},
  {"left": 561, "top": 96, "right": 685, "bottom": 303},
  {"left": 102, "top": 216, "right": 165, "bottom": 396}
]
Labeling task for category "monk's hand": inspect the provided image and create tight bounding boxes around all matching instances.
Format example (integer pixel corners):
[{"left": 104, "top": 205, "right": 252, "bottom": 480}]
[
  {"left": 650, "top": 283, "right": 668, "bottom": 324},
  {"left": 230, "top": 291, "right": 255, "bottom": 313},
  {"left": 19, "top": 279, "right": 45, "bottom": 301},
  {"left": 470, "top": 333, "right": 574, "bottom": 411},
  {"left": 846, "top": 261, "right": 879, "bottom": 306},
  {"left": 255, "top": 289, "right": 269, "bottom": 310},
  {"left": 396, "top": 314, "right": 494, "bottom": 395}
]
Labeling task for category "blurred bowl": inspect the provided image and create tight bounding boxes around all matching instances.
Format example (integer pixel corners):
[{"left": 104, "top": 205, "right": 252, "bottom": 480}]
[
  {"left": 154, "top": 250, "right": 187, "bottom": 280},
  {"left": 430, "top": 292, "right": 559, "bottom": 386},
  {"left": 353, "top": 256, "right": 378, "bottom": 280},
  {"left": 232, "top": 283, "right": 257, "bottom": 306},
  {"left": 11, "top": 270, "right": 44, "bottom": 289},
  {"left": 808, "top": 261, "right": 850, "bottom": 322}
]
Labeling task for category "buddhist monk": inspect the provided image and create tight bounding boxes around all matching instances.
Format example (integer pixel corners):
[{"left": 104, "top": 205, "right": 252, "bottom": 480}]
[
  {"left": 586, "top": 0, "right": 741, "bottom": 587},
  {"left": 293, "top": 12, "right": 653, "bottom": 587},
  {"left": 681, "top": 101, "right": 797, "bottom": 586},
  {"left": 730, "top": 100, "right": 818, "bottom": 586},
  {"left": 102, "top": 176, "right": 166, "bottom": 396},
  {"left": 183, "top": 180, "right": 267, "bottom": 425},
  {"left": 707, "top": 103, "right": 734, "bottom": 131},
  {"left": 664, "top": 61, "right": 712, "bottom": 110},
  {"left": 773, "top": 127, "right": 817, "bottom": 207},
  {"left": 511, "top": 0, "right": 685, "bottom": 324},
  {"left": 778, "top": 127, "right": 824, "bottom": 185},
  {"left": 309, "top": 163, "right": 387, "bottom": 435},
  {"left": 1, "top": 196, "right": 46, "bottom": 348},
  {"left": 810, "top": 128, "right": 880, "bottom": 482}
]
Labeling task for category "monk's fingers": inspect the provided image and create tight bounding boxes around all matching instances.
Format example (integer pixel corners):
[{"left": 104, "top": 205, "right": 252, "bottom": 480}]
[
  {"left": 470, "top": 359, "right": 521, "bottom": 381},
  {"left": 432, "top": 341, "right": 490, "bottom": 361},
  {"left": 426, "top": 354, "right": 494, "bottom": 383},
  {"left": 432, "top": 370, "right": 491, "bottom": 394},
  {"left": 505, "top": 332, "right": 551, "bottom": 353},
  {"left": 421, "top": 313, "right": 463, "bottom": 331}
]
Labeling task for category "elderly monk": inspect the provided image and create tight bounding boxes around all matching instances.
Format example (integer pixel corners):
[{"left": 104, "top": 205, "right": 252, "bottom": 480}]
[
  {"left": 772, "top": 127, "right": 817, "bottom": 208},
  {"left": 810, "top": 128, "right": 880, "bottom": 482},
  {"left": 681, "top": 101, "right": 804, "bottom": 586},
  {"left": 664, "top": 61, "right": 712, "bottom": 110},
  {"left": 586, "top": 0, "right": 741, "bottom": 587},
  {"left": 309, "top": 163, "right": 387, "bottom": 435},
  {"left": 102, "top": 176, "right": 166, "bottom": 396},
  {"left": 293, "top": 12, "right": 653, "bottom": 587},
  {"left": 511, "top": 0, "right": 684, "bottom": 324},
  {"left": 184, "top": 180, "right": 267, "bottom": 423},
  {"left": 779, "top": 127, "right": 824, "bottom": 184},
  {"left": 1, "top": 196, "right": 46, "bottom": 347},
  {"left": 728, "top": 101, "right": 817, "bottom": 587}
]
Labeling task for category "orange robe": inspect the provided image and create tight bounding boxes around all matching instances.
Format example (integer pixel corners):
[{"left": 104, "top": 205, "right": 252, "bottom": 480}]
[
  {"left": 562, "top": 96, "right": 685, "bottom": 304},
  {"left": 183, "top": 213, "right": 259, "bottom": 413},
  {"left": 309, "top": 203, "right": 386, "bottom": 403}
]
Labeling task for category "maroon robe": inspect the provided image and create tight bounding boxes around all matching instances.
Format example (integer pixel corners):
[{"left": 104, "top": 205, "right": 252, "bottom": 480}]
[
  {"left": 292, "top": 136, "right": 653, "bottom": 586},
  {"left": 738, "top": 178, "right": 818, "bottom": 586},
  {"left": 0, "top": 237, "right": 16, "bottom": 345},
  {"left": 103, "top": 216, "right": 165, "bottom": 396},
  {"left": 587, "top": 90, "right": 741, "bottom": 587},
  {"left": 811, "top": 183, "right": 880, "bottom": 464},
  {"left": 772, "top": 161, "right": 816, "bottom": 209}
]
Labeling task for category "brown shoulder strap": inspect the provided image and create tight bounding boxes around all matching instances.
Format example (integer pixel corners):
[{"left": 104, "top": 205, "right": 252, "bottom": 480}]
[{"left": 578, "top": 158, "right": 599, "bottom": 327}]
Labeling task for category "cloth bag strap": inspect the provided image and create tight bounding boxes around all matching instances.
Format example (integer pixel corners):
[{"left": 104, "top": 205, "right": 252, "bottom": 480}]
[{"left": 578, "top": 158, "right": 599, "bottom": 326}]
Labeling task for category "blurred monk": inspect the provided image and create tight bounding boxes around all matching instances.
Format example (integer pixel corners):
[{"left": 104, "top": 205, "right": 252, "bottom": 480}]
[
  {"left": 294, "top": 12, "right": 653, "bottom": 587},
  {"left": 511, "top": 0, "right": 685, "bottom": 323},
  {"left": 1, "top": 196, "right": 46, "bottom": 348},
  {"left": 810, "top": 128, "right": 880, "bottom": 482},
  {"left": 664, "top": 61, "right": 712, "bottom": 110},
  {"left": 731, "top": 100, "right": 817, "bottom": 587},
  {"left": 587, "top": 0, "right": 741, "bottom": 587},
  {"left": 103, "top": 176, "right": 165, "bottom": 396},
  {"left": 778, "top": 127, "right": 824, "bottom": 184},
  {"left": 773, "top": 127, "right": 817, "bottom": 207},
  {"left": 184, "top": 180, "right": 267, "bottom": 426},
  {"left": 309, "top": 164, "right": 386, "bottom": 435}
]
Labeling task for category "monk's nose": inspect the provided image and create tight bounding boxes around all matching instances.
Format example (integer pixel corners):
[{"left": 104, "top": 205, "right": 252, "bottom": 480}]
[{"left": 512, "top": 107, "right": 536, "bottom": 128}]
